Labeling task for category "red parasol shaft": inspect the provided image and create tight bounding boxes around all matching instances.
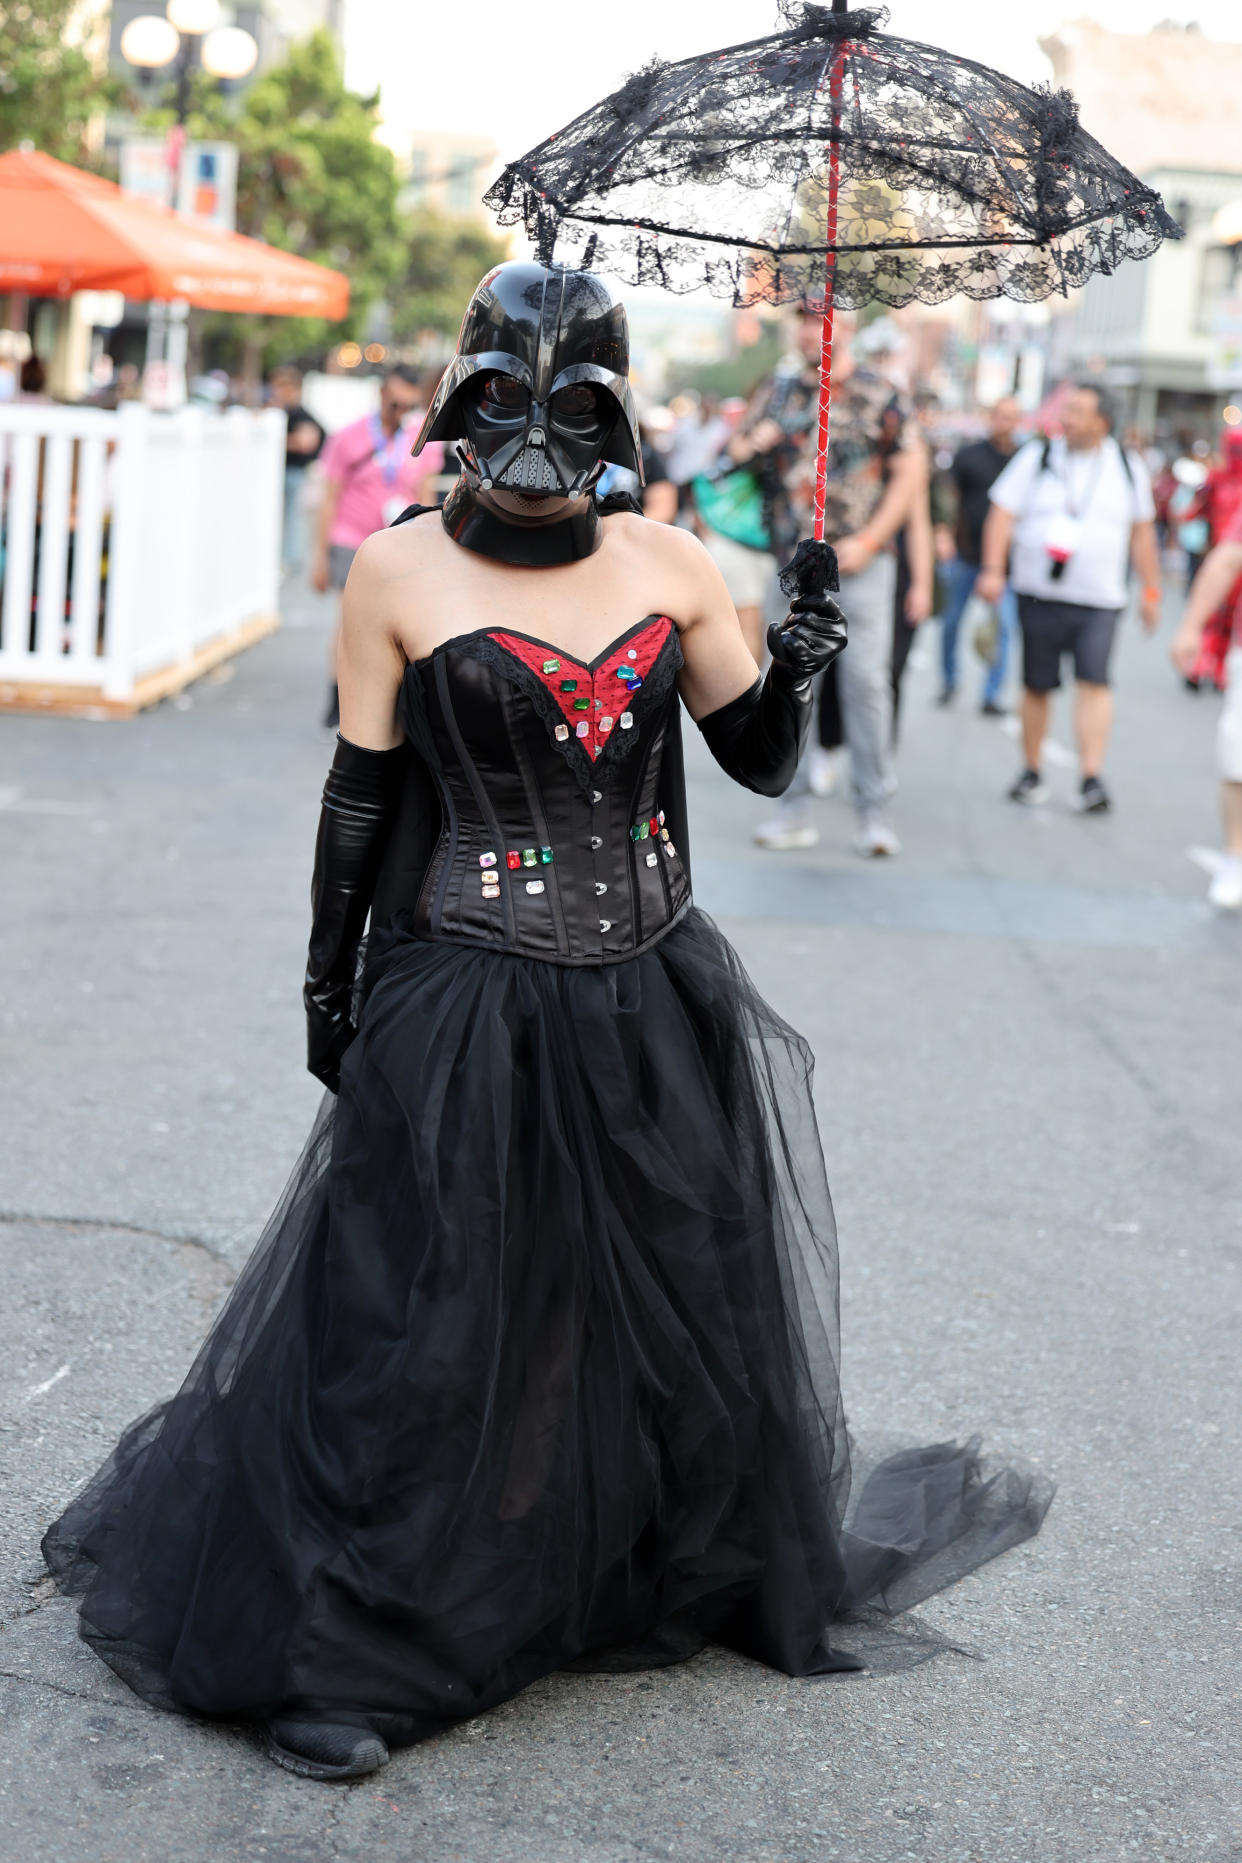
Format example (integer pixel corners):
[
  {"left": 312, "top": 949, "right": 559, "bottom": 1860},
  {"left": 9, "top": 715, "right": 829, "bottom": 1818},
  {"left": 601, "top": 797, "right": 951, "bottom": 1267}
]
[{"left": 812, "top": 46, "right": 846, "bottom": 545}]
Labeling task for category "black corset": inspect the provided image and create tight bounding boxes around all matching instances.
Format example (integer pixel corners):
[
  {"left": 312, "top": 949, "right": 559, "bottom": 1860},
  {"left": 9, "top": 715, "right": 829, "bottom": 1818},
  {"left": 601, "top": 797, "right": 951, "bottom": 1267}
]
[{"left": 399, "top": 616, "right": 691, "bottom": 966}]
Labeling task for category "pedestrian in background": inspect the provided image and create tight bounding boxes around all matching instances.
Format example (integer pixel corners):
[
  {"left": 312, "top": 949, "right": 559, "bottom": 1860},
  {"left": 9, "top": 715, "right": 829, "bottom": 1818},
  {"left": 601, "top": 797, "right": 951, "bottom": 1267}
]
[
  {"left": 979, "top": 383, "right": 1161, "bottom": 815},
  {"left": 268, "top": 364, "right": 325, "bottom": 580},
  {"left": 755, "top": 312, "right": 930, "bottom": 857},
  {"left": 938, "top": 396, "right": 1022, "bottom": 716},
  {"left": 312, "top": 365, "right": 443, "bottom": 727},
  {"left": 888, "top": 387, "right": 938, "bottom": 742},
  {"left": 1178, "top": 426, "right": 1242, "bottom": 693},
  {"left": 692, "top": 315, "right": 825, "bottom": 664},
  {"left": 597, "top": 423, "right": 678, "bottom": 522},
  {"left": 1170, "top": 512, "right": 1242, "bottom": 909}
]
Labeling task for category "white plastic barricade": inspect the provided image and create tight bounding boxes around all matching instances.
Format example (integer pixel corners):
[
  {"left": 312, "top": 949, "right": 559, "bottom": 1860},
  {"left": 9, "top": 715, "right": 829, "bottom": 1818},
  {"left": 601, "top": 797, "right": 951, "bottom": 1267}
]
[{"left": 0, "top": 401, "right": 284, "bottom": 715}]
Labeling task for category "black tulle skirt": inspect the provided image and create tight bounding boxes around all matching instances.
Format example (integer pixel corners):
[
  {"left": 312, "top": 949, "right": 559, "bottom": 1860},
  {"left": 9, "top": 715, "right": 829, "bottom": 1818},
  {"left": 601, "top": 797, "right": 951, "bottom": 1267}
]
[{"left": 43, "top": 909, "right": 1051, "bottom": 1734}]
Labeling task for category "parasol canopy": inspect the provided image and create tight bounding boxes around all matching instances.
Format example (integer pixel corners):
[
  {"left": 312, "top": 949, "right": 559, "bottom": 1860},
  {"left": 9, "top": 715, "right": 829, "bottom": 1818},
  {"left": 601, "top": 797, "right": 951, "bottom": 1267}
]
[
  {"left": 486, "top": 1, "right": 1182, "bottom": 580},
  {"left": 0, "top": 147, "right": 349, "bottom": 319},
  {"left": 487, "top": 2, "right": 1180, "bottom": 310}
]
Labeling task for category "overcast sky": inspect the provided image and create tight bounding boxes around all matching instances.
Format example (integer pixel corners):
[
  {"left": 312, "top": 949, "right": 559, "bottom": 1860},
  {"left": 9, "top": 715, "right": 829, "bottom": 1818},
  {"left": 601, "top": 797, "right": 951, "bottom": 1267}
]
[{"left": 344, "top": 1, "right": 1242, "bottom": 164}]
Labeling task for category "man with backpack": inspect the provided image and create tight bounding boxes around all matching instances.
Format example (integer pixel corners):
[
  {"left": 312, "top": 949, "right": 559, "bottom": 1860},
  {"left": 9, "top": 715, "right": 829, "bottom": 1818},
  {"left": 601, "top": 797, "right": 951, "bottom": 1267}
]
[{"left": 978, "top": 383, "right": 1162, "bottom": 814}]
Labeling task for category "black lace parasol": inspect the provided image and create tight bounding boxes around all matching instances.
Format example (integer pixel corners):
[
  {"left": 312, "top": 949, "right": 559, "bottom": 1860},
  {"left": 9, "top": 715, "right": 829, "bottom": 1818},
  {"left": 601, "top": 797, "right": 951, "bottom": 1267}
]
[{"left": 485, "top": 0, "right": 1181, "bottom": 585}]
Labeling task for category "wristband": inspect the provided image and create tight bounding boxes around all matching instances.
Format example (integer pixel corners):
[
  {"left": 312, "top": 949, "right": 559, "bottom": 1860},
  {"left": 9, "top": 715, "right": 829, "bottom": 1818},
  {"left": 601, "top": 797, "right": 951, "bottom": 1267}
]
[{"left": 1142, "top": 585, "right": 1162, "bottom": 602}]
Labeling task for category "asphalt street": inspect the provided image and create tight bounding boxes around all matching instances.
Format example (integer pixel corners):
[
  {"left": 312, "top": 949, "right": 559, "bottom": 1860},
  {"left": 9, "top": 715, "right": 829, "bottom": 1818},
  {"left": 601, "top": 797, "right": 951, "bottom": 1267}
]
[{"left": 0, "top": 571, "right": 1239, "bottom": 1863}]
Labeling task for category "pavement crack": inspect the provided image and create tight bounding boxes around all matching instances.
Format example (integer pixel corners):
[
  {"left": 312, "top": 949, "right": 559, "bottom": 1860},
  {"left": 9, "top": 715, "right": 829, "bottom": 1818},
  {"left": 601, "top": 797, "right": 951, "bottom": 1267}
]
[
  {"left": 0, "top": 1665, "right": 138, "bottom": 1710},
  {"left": 0, "top": 1208, "right": 235, "bottom": 1266}
]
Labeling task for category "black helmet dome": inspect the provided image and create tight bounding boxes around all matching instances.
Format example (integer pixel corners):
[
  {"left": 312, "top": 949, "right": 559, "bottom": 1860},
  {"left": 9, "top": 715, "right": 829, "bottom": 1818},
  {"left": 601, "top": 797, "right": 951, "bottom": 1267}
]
[{"left": 412, "top": 260, "right": 643, "bottom": 497}]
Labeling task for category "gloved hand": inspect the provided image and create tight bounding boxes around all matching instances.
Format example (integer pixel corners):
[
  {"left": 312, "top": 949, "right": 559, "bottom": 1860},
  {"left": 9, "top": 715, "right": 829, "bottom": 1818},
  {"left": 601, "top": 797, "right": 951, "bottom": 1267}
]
[
  {"left": 698, "top": 595, "right": 849, "bottom": 798},
  {"left": 767, "top": 592, "right": 848, "bottom": 684},
  {"left": 305, "top": 735, "right": 407, "bottom": 1094}
]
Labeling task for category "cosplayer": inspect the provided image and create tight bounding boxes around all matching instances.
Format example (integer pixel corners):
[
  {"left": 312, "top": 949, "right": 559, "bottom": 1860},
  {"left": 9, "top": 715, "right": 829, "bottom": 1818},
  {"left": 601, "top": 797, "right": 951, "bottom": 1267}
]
[{"left": 44, "top": 265, "right": 1049, "bottom": 1781}]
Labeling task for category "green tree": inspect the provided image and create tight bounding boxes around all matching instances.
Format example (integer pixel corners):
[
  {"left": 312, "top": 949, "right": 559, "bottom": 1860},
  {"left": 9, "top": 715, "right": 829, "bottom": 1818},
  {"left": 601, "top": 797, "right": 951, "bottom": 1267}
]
[
  {"left": 387, "top": 205, "right": 509, "bottom": 347},
  {"left": 0, "top": 0, "right": 121, "bottom": 166},
  {"left": 669, "top": 322, "right": 785, "bottom": 402},
  {"left": 159, "top": 30, "right": 405, "bottom": 378}
]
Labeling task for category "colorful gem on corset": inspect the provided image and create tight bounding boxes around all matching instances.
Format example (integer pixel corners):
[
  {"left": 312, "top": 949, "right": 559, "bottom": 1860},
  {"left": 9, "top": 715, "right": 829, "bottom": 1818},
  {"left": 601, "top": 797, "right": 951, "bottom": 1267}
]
[
  {"left": 540, "top": 847, "right": 554, "bottom": 864},
  {"left": 560, "top": 678, "right": 577, "bottom": 692},
  {"left": 522, "top": 849, "right": 537, "bottom": 867},
  {"left": 554, "top": 724, "right": 569, "bottom": 742},
  {"left": 479, "top": 851, "right": 497, "bottom": 869},
  {"left": 506, "top": 851, "right": 522, "bottom": 870},
  {"left": 575, "top": 721, "right": 590, "bottom": 738},
  {"left": 573, "top": 696, "right": 590, "bottom": 711},
  {"left": 542, "top": 658, "right": 560, "bottom": 675}
]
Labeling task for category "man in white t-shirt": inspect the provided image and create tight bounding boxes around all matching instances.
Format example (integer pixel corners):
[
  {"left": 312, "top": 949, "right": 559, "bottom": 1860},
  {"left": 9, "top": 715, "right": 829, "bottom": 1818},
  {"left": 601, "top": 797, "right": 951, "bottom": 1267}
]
[{"left": 978, "top": 384, "right": 1162, "bottom": 813}]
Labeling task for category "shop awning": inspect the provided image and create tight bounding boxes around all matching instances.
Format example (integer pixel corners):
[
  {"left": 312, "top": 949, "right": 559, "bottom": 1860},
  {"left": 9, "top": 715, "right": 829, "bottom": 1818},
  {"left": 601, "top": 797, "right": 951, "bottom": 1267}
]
[{"left": 0, "top": 148, "right": 349, "bottom": 319}]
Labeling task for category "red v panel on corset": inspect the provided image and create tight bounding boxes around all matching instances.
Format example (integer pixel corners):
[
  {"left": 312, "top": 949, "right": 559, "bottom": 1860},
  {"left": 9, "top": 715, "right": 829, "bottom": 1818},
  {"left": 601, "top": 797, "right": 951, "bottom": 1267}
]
[{"left": 488, "top": 618, "right": 673, "bottom": 759}]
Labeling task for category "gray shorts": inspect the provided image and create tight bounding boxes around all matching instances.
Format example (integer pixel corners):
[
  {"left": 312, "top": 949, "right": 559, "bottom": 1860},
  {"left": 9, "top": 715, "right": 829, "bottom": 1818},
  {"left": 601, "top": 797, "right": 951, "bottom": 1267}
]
[
  {"left": 1017, "top": 594, "right": 1121, "bottom": 691},
  {"left": 700, "top": 527, "right": 778, "bottom": 610},
  {"left": 329, "top": 543, "right": 356, "bottom": 591}
]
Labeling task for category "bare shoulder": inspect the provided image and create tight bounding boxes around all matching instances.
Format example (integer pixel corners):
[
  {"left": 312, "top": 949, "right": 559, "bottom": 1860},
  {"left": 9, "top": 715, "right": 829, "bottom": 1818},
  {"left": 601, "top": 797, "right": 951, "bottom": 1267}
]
[
  {"left": 605, "top": 510, "right": 718, "bottom": 600},
  {"left": 350, "top": 509, "right": 443, "bottom": 586}
]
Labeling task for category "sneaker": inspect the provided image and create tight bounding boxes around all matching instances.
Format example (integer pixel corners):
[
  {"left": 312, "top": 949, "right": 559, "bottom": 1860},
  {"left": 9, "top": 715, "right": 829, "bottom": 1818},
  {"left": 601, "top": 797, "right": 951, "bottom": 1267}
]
[
  {"left": 808, "top": 746, "right": 843, "bottom": 797},
  {"left": 1008, "top": 769, "right": 1050, "bottom": 806},
  {"left": 854, "top": 814, "right": 901, "bottom": 858},
  {"left": 980, "top": 699, "right": 1007, "bottom": 718},
  {"left": 1075, "top": 775, "right": 1111, "bottom": 815},
  {"left": 1208, "top": 854, "right": 1242, "bottom": 910},
  {"left": 754, "top": 814, "right": 819, "bottom": 851},
  {"left": 264, "top": 1716, "right": 389, "bottom": 1781}
]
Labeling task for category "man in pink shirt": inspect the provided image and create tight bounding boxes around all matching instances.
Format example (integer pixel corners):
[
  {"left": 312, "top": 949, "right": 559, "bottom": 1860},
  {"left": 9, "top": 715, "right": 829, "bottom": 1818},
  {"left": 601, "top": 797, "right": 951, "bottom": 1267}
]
[{"left": 313, "top": 365, "right": 445, "bottom": 724}]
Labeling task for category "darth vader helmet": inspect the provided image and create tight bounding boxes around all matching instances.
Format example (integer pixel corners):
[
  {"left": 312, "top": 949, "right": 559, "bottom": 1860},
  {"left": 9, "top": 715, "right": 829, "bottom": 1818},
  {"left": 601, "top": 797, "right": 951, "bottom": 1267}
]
[{"left": 412, "top": 261, "right": 643, "bottom": 500}]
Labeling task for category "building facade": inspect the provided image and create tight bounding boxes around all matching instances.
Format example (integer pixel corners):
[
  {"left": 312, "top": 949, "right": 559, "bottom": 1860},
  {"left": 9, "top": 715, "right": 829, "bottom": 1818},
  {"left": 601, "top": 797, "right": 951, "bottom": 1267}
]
[
  {"left": 400, "top": 131, "right": 499, "bottom": 223},
  {"left": 1043, "top": 20, "right": 1242, "bottom": 438}
]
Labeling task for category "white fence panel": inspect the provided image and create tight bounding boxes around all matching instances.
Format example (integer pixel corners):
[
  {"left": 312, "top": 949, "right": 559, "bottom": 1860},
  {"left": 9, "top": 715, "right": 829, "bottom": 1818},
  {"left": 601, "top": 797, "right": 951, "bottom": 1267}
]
[
  {"left": 68, "top": 434, "right": 107, "bottom": 669},
  {"left": 0, "top": 427, "right": 38, "bottom": 679},
  {"left": 0, "top": 399, "right": 283, "bottom": 709}
]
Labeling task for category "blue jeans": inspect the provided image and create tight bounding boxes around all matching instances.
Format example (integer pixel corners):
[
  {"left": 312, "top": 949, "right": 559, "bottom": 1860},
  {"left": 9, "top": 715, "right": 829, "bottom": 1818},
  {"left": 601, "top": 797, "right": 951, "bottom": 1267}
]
[
  {"left": 783, "top": 552, "right": 896, "bottom": 819},
  {"left": 939, "top": 557, "right": 1017, "bottom": 705}
]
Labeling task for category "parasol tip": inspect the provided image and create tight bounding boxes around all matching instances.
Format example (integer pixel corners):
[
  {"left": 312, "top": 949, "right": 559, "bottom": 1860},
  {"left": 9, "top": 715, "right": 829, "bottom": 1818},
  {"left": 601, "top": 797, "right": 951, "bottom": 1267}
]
[{"left": 779, "top": 538, "right": 840, "bottom": 600}]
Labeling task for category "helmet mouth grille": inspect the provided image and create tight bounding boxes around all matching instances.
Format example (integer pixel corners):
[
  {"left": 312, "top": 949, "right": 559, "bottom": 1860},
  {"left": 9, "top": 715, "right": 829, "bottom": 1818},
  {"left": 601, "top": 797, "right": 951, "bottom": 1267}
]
[{"left": 497, "top": 446, "right": 562, "bottom": 493}]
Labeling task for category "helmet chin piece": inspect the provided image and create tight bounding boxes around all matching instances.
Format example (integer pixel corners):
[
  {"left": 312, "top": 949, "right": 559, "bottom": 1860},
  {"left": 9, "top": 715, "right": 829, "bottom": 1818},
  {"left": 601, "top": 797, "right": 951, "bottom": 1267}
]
[{"left": 441, "top": 468, "right": 604, "bottom": 568}]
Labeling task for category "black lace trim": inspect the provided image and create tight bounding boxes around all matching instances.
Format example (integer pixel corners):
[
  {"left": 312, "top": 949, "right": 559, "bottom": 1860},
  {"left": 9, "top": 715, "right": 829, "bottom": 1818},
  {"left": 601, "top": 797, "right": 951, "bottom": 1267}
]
[
  {"left": 483, "top": 16, "right": 1181, "bottom": 312},
  {"left": 449, "top": 627, "right": 684, "bottom": 799}
]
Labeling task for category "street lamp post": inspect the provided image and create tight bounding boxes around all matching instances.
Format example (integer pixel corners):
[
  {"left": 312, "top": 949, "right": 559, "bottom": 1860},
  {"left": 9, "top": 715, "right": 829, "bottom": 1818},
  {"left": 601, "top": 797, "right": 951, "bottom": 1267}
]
[{"left": 120, "top": 4, "right": 258, "bottom": 402}]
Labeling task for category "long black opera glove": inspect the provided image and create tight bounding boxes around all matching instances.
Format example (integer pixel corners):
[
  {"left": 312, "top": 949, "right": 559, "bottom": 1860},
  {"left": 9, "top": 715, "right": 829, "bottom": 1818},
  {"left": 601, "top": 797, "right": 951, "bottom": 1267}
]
[
  {"left": 304, "top": 734, "right": 408, "bottom": 1093},
  {"left": 697, "top": 593, "right": 848, "bottom": 797}
]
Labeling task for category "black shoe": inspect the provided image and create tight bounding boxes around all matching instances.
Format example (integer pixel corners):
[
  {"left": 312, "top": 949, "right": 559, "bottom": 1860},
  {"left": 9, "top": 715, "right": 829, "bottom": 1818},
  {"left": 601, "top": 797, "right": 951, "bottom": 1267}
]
[
  {"left": 264, "top": 1716, "right": 389, "bottom": 1781},
  {"left": 1075, "top": 775, "right": 1111, "bottom": 815},
  {"left": 936, "top": 685, "right": 956, "bottom": 707},
  {"left": 1008, "top": 768, "right": 1050, "bottom": 806},
  {"left": 322, "top": 684, "right": 340, "bottom": 730},
  {"left": 980, "top": 699, "right": 1007, "bottom": 718}
]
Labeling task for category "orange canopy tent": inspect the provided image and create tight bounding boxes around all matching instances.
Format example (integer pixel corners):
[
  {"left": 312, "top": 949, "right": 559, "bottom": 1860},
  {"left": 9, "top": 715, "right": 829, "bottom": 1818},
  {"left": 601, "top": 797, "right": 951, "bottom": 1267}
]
[{"left": 0, "top": 147, "right": 349, "bottom": 319}]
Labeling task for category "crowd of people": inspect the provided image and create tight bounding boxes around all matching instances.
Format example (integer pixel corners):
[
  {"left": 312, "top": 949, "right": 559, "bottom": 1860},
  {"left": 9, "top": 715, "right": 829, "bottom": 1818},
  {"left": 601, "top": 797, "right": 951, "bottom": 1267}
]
[{"left": 271, "top": 318, "right": 1242, "bottom": 912}]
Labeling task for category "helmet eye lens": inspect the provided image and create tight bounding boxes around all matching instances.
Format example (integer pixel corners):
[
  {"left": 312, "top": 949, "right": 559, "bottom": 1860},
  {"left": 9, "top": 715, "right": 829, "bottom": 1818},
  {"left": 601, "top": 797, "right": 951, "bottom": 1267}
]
[
  {"left": 551, "top": 384, "right": 601, "bottom": 424},
  {"left": 479, "top": 373, "right": 528, "bottom": 414}
]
